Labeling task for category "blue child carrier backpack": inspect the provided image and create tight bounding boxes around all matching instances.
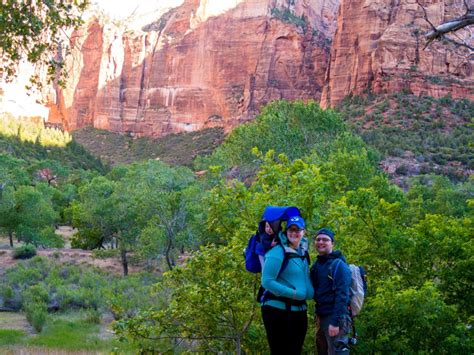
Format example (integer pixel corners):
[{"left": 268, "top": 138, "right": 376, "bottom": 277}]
[{"left": 244, "top": 206, "right": 301, "bottom": 273}]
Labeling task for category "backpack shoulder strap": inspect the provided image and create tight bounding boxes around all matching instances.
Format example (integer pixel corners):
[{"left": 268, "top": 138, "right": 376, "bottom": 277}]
[
  {"left": 278, "top": 244, "right": 289, "bottom": 277},
  {"left": 329, "top": 258, "right": 344, "bottom": 291},
  {"left": 280, "top": 247, "right": 310, "bottom": 276},
  {"left": 304, "top": 250, "right": 311, "bottom": 265}
]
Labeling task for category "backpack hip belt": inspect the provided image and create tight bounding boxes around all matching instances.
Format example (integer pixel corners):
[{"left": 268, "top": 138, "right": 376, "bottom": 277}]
[{"left": 262, "top": 291, "right": 307, "bottom": 307}]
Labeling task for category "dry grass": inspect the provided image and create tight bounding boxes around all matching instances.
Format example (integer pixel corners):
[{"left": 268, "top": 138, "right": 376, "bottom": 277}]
[
  {"left": 0, "top": 313, "right": 31, "bottom": 333},
  {"left": 0, "top": 229, "right": 144, "bottom": 276}
]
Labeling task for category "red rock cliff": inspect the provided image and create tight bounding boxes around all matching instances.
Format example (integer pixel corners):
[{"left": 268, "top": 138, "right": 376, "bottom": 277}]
[
  {"left": 47, "top": 0, "right": 338, "bottom": 136},
  {"left": 46, "top": 0, "right": 473, "bottom": 136},
  {"left": 321, "top": 0, "right": 474, "bottom": 108}
]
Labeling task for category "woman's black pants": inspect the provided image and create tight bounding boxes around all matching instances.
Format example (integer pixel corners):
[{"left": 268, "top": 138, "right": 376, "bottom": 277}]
[{"left": 262, "top": 305, "right": 308, "bottom": 355}]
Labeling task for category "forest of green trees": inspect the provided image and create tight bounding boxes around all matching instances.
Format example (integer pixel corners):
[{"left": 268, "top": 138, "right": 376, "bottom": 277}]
[{"left": 0, "top": 100, "right": 472, "bottom": 353}]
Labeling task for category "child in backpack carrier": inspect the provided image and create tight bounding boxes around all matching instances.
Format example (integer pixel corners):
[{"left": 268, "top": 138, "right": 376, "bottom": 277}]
[
  {"left": 245, "top": 206, "right": 301, "bottom": 274},
  {"left": 245, "top": 218, "right": 283, "bottom": 273},
  {"left": 257, "top": 219, "right": 282, "bottom": 266}
]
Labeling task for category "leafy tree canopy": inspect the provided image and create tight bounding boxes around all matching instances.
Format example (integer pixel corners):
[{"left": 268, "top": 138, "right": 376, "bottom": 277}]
[
  {"left": 117, "top": 101, "right": 473, "bottom": 353},
  {"left": 0, "top": 0, "right": 88, "bottom": 89},
  {"left": 195, "top": 100, "right": 348, "bottom": 180}
]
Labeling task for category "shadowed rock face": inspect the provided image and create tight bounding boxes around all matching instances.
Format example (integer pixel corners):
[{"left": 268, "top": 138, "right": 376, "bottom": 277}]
[
  {"left": 47, "top": 0, "right": 337, "bottom": 137},
  {"left": 44, "top": 0, "right": 473, "bottom": 137},
  {"left": 321, "top": 0, "right": 474, "bottom": 108}
]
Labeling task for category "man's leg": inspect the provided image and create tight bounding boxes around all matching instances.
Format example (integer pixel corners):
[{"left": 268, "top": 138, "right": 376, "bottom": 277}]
[
  {"left": 316, "top": 316, "right": 329, "bottom": 355},
  {"left": 328, "top": 328, "right": 350, "bottom": 354},
  {"left": 332, "top": 315, "right": 351, "bottom": 354},
  {"left": 319, "top": 315, "right": 350, "bottom": 355}
]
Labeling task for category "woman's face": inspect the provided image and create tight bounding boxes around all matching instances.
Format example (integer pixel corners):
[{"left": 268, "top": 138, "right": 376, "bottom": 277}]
[{"left": 287, "top": 225, "right": 304, "bottom": 248}]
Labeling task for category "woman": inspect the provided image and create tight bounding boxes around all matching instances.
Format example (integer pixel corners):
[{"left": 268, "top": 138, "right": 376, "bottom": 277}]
[{"left": 261, "top": 216, "right": 314, "bottom": 354}]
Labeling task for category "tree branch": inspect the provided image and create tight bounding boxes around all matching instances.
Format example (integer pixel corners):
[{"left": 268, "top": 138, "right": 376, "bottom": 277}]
[
  {"left": 416, "top": 0, "right": 474, "bottom": 50},
  {"left": 442, "top": 34, "right": 474, "bottom": 51},
  {"left": 425, "top": 15, "right": 474, "bottom": 42}
]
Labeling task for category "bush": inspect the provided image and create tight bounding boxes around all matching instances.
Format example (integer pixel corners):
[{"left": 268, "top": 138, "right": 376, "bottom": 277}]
[
  {"left": 84, "top": 308, "right": 102, "bottom": 324},
  {"left": 13, "top": 244, "right": 37, "bottom": 259},
  {"left": 24, "top": 301, "right": 48, "bottom": 332},
  {"left": 23, "top": 284, "right": 50, "bottom": 305},
  {"left": 395, "top": 164, "right": 409, "bottom": 175},
  {"left": 357, "top": 280, "right": 472, "bottom": 353}
]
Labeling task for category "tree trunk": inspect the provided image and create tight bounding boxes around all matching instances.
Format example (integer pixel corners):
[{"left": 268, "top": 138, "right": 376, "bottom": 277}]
[
  {"left": 120, "top": 247, "right": 129, "bottom": 276},
  {"left": 235, "top": 337, "right": 241, "bottom": 355},
  {"left": 165, "top": 234, "right": 174, "bottom": 270},
  {"left": 165, "top": 247, "right": 174, "bottom": 270},
  {"left": 9, "top": 231, "right": 13, "bottom": 248}
]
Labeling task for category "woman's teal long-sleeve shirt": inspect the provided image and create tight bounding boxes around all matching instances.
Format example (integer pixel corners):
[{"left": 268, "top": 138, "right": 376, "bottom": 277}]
[{"left": 261, "top": 238, "right": 314, "bottom": 311}]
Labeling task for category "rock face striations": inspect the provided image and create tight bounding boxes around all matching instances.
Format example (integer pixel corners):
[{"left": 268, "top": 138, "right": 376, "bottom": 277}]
[
  {"left": 321, "top": 0, "right": 473, "bottom": 107},
  {"left": 47, "top": 0, "right": 338, "bottom": 136},
  {"left": 44, "top": 0, "right": 473, "bottom": 136}
]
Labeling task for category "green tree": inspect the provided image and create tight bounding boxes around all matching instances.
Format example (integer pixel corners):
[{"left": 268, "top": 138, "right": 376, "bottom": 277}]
[
  {"left": 120, "top": 146, "right": 473, "bottom": 352},
  {"left": 0, "top": 0, "right": 88, "bottom": 89},
  {"left": 115, "top": 243, "right": 263, "bottom": 354},
  {"left": 357, "top": 278, "right": 472, "bottom": 353},
  {"left": 115, "top": 161, "right": 203, "bottom": 270},
  {"left": 70, "top": 161, "right": 204, "bottom": 275},
  {"left": 195, "top": 100, "right": 346, "bottom": 179},
  {"left": 13, "top": 185, "right": 61, "bottom": 247},
  {"left": 0, "top": 185, "right": 17, "bottom": 247},
  {"left": 0, "top": 184, "right": 61, "bottom": 247},
  {"left": 69, "top": 176, "right": 118, "bottom": 248}
]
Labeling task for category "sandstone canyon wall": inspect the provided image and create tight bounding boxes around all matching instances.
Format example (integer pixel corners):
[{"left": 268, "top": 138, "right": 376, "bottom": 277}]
[
  {"left": 321, "top": 0, "right": 474, "bottom": 107},
  {"left": 44, "top": 0, "right": 473, "bottom": 136},
  {"left": 47, "top": 0, "right": 338, "bottom": 136}
]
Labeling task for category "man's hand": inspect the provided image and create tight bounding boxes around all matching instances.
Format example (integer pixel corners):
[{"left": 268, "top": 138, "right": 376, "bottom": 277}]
[{"left": 328, "top": 324, "right": 340, "bottom": 337}]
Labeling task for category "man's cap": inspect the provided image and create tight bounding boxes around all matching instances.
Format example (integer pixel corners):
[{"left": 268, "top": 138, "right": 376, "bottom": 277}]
[
  {"left": 286, "top": 216, "right": 305, "bottom": 230},
  {"left": 316, "top": 228, "right": 335, "bottom": 242}
]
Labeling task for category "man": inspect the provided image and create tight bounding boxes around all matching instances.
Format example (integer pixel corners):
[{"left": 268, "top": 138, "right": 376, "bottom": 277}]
[{"left": 310, "top": 228, "right": 352, "bottom": 355}]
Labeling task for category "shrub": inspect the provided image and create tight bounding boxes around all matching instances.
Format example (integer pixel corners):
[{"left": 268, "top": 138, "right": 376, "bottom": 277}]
[
  {"left": 23, "top": 284, "right": 50, "bottom": 305},
  {"left": 13, "top": 244, "right": 37, "bottom": 259},
  {"left": 358, "top": 280, "right": 471, "bottom": 353},
  {"left": 395, "top": 164, "right": 409, "bottom": 175},
  {"left": 85, "top": 308, "right": 102, "bottom": 324},
  {"left": 24, "top": 301, "right": 48, "bottom": 333},
  {"left": 0, "top": 285, "right": 14, "bottom": 302}
]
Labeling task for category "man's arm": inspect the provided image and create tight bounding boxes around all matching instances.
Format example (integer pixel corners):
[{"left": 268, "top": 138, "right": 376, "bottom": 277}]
[{"left": 330, "top": 260, "right": 351, "bottom": 327}]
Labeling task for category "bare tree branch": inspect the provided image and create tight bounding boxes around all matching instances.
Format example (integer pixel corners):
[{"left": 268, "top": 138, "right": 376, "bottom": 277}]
[
  {"left": 416, "top": 0, "right": 474, "bottom": 51},
  {"left": 425, "top": 15, "right": 474, "bottom": 42},
  {"left": 416, "top": 0, "right": 437, "bottom": 31},
  {"left": 441, "top": 34, "right": 474, "bottom": 51}
]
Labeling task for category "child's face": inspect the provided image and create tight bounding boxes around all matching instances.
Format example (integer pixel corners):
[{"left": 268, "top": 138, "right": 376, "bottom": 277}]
[{"left": 265, "top": 222, "right": 274, "bottom": 235}]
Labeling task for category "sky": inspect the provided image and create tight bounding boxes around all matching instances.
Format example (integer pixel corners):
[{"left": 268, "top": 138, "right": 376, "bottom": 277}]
[{"left": 93, "top": 0, "right": 184, "bottom": 21}]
